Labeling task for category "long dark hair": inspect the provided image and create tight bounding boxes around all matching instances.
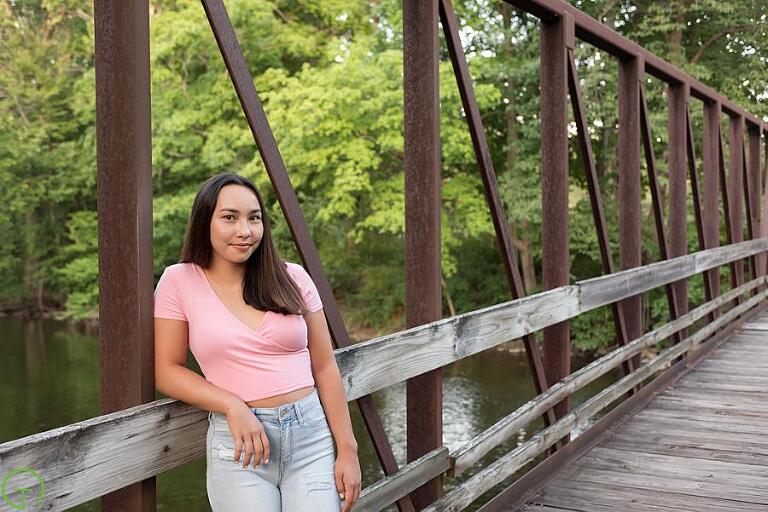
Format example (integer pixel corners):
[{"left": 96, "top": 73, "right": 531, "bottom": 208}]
[{"left": 179, "top": 173, "right": 306, "bottom": 315}]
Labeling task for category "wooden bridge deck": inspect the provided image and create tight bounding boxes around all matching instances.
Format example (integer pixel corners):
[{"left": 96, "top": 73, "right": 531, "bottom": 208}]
[{"left": 518, "top": 311, "right": 768, "bottom": 512}]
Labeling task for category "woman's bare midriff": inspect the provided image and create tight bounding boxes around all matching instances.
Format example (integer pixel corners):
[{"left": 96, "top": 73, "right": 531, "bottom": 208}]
[{"left": 245, "top": 385, "right": 315, "bottom": 408}]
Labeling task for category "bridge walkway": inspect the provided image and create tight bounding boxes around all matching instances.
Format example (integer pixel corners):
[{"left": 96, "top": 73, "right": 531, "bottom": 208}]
[{"left": 519, "top": 311, "right": 768, "bottom": 512}]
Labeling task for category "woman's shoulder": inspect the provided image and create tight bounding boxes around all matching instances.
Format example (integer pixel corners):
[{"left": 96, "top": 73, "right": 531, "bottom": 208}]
[
  {"left": 282, "top": 260, "right": 311, "bottom": 280},
  {"left": 160, "top": 262, "right": 199, "bottom": 283}
]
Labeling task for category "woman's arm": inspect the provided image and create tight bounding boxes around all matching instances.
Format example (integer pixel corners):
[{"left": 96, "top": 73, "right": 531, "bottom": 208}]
[
  {"left": 155, "top": 317, "right": 244, "bottom": 414},
  {"left": 306, "top": 310, "right": 358, "bottom": 453},
  {"left": 156, "top": 317, "right": 271, "bottom": 468},
  {"left": 306, "top": 309, "right": 361, "bottom": 510}
]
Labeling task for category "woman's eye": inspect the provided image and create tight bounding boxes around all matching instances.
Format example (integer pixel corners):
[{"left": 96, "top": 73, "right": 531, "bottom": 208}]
[
  {"left": 251, "top": 216, "right": 261, "bottom": 222},
  {"left": 224, "top": 215, "right": 234, "bottom": 220}
]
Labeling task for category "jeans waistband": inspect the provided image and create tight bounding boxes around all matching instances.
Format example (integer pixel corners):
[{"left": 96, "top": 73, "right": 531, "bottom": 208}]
[
  {"left": 210, "top": 387, "right": 320, "bottom": 424},
  {"left": 247, "top": 387, "right": 319, "bottom": 418}
]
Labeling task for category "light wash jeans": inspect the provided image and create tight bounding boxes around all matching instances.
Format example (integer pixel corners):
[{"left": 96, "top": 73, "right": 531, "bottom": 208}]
[{"left": 206, "top": 387, "right": 342, "bottom": 511}]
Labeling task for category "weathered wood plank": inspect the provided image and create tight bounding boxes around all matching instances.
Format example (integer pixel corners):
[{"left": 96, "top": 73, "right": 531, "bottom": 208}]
[
  {"left": 603, "top": 430, "right": 768, "bottom": 466},
  {"left": 559, "top": 447, "right": 768, "bottom": 503},
  {"left": 0, "top": 399, "right": 204, "bottom": 511},
  {"left": 533, "top": 477, "right": 768, "bottom": 511},
  {"left": 635, "top": 407, "right": 768, "bottom": 430},
  {"left": 354, "top": 447, "right": 450, "bottom": 512},
  {"left": 608, "top": 416, "right": 768, "bottom": 448},
  {"left": 672, "top": 380, "right": 768, "bottom": 394},
  {"left": 574, "top": 445, "right": 768, "bottom": 482},
  {"left": 687, "top": 368, "right": 768, "bottom": 384},
  {"left": 674, "top": 377, "right": 768, "bottom": 392},
  {"left": 649, "top": 395, "right": 768, "bottom": 419}
]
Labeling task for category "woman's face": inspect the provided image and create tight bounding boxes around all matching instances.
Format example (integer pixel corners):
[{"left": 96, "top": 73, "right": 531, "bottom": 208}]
[{"left": 209, "top": 184, "right": 264, "bottom": 266}]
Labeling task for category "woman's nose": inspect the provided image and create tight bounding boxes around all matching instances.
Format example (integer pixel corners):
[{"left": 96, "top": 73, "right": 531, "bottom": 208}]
[{"left": 236, "top": 219, "right": 251, "bottom": 236}]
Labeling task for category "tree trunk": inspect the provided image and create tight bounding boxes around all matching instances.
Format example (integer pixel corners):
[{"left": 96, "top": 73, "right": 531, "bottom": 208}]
[{"left": 667, "top": 0, "right": 687, "bottom": 65}]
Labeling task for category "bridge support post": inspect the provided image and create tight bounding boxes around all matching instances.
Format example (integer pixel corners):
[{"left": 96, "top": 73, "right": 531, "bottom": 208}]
[
  {"left": 729, "top": 115, "right": 746, "bottom": 293},
  {"left": 404, "top": 0, "right": 443, "bottom": 508},
  {"left": 668, "top": 82, "right": 689, "bottom": 337},
  {"left": 703, "top": 102, "right": 722, "bottom": 302},
  {"left": 540, "top": 13, "right": 570, "bottom": 424},
  {"left": 748, "top": 124, "right": 762, "bottom": 281},
  {"left": 618, "top": 57, "right": 642, "bottom": 369},
  {"left": 94, "top": 0, "right": 156, "bottom": 511}
]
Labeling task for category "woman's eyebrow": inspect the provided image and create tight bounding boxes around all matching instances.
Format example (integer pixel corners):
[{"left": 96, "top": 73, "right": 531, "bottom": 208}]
[{"left": 219, "top": 208, "right": 261, "bottom": 213}]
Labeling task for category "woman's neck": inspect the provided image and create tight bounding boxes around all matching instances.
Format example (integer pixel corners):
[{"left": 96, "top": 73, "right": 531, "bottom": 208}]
[{"left": 206, "top": 257, "right": 246, "bottom": 289}]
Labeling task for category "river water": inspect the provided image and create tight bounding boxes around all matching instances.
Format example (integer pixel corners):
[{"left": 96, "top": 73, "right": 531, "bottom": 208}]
[{"left": 1, "top": 318, "right": 620, "bottom": 511}]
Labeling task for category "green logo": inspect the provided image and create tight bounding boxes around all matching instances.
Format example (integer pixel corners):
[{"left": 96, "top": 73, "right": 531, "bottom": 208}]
[{"left": 2, "top": 468, "right": 45, "bottom": 510}]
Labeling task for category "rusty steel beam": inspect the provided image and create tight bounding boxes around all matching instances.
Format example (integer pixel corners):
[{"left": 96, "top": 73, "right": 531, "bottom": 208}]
[
  {"left": 686, "top": 109, "right": 717, "bottom": 321},
  {"left": 94, "top": 1, "right": 156, "bottom": 511},
  {"left": 439, "top": 0, "right": 561, "bottom": 445},
  {"left": 729, "top": 115, "right": 746, "bottom": 297},
  {"left": 540, "top": 13, "right": 571, "bottom": 427},
  {"left": 764, "top": 131, "right": 768, "bottom": 276},
  {"left": 667, "top": 83, "right": 689, "bottom": 343},
  {"left": 747, "top": 127, "right": 763, "bottom": 281},
  {"left": 501, "top": 0, "right": 761, "bottom": 126},
  {"left": 703, "top": 102, "right": 722, "bottom": 307},
  {"left": 639, "top": 85, "right": 683, "bottom": 342},
  {"left": 617, "top": 56, "right": 643, "bottom": 378},
  {"left": 403, "top": 0, "right": 442, "bottom": 508},
  {"left": 567, "top": 52, "right": 635, "bottom": 389},
  {"left": 199, "top": 3, "right": 415, "bottom": 511}
]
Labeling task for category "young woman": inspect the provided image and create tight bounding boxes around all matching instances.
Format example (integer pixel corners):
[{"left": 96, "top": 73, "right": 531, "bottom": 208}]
[{"left": 154, "top": 173, "right": 361, "bottom": 511}]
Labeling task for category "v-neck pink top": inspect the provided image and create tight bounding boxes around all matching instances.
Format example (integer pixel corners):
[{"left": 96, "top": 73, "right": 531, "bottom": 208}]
[{"left": 153, "top": 261, "right": 323, "bottom": 402}]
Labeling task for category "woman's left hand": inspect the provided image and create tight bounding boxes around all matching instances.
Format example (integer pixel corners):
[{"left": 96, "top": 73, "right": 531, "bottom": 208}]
[{"left": 334, "top": 449, "right": 362, "bottom": 511}]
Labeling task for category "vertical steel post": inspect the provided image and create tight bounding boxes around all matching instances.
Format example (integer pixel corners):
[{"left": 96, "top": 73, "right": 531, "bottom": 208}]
[
  {"left": 729, "top": 115, "right": 746, "bottom": 292},
  {"left": 618, "top": 57, "right": 642, "bottom": 360},
  {"left": 404, "top": 0, "right": 442, "bottom": 507},
  {"left": 667, "top": 83, "right": 689, "bottom": 335},
  {"left": 764, "top": 128, "right": 768, "bottom": 276},
  {"left": 540, "top": 13, "right": 570, "bottom": 422},
  {"left": 703, "top": 102, "right": 721, "bottom": 302},
  {"left": 748, "top": 125, "right": 763, "bottom": 278},
  {"left": 94, "top": 1, "right": 155, "bottom": 510}
]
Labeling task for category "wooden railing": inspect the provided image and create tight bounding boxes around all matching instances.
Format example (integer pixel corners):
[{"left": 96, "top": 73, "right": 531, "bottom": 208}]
[{"left": 2, "top": 239, "right": 767, "bottom": 510}]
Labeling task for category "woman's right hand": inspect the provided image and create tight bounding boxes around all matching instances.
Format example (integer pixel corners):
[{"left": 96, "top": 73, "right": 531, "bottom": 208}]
[{"left": 224, "top": 401, "right": 271, "bottom": 469}]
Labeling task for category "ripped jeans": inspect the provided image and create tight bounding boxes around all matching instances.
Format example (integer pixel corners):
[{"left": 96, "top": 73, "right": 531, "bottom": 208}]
[{"left": 206, "top": 387, "right": 342, "bottom": 511}]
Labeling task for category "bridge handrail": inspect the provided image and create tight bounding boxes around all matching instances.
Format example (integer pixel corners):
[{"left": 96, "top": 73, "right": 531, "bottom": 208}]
[
  {"left": 355, "top": 274, "right": 768, "bottom": 510},
  {"left": 423, "top": 285, "right": 768, "bottom": 512},
  {"left": 337, "top": 238, "right": 767, "bottom": 401}
]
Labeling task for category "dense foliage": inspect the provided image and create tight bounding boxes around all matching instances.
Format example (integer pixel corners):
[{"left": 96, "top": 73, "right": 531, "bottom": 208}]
[{"left": 2, "top": 0, "right": 767, "bottom": 351}]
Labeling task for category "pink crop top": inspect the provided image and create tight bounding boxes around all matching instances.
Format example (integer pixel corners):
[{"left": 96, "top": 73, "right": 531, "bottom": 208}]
[{"left": 153, "top": 261, "right": 324, "bottom": 402}]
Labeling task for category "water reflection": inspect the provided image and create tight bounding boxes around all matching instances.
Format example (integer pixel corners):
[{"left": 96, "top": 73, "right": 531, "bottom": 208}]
[{"left": 1, "top": 319, "right": 621, "bottom": 511}]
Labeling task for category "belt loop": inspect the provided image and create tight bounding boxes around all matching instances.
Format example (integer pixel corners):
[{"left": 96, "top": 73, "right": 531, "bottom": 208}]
[{"left": 294, "top": 401, "right": 303, "bottom": 424}]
